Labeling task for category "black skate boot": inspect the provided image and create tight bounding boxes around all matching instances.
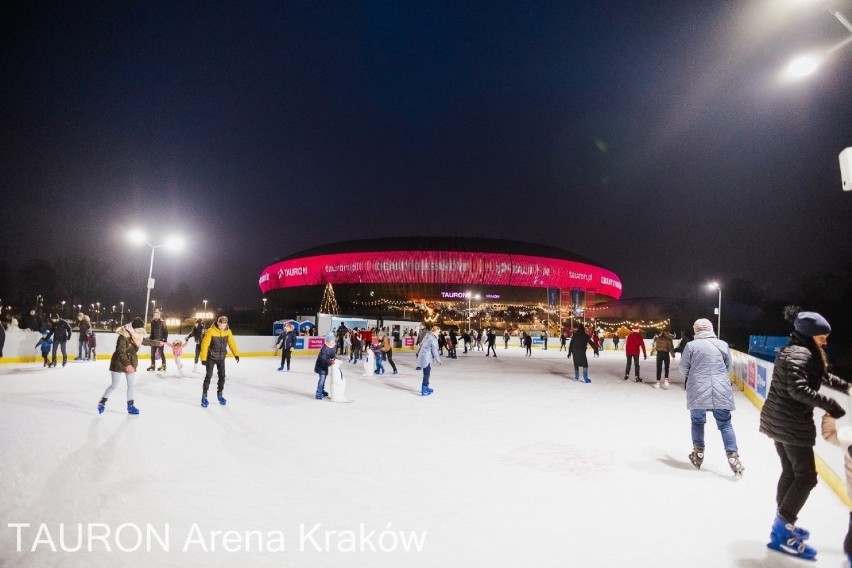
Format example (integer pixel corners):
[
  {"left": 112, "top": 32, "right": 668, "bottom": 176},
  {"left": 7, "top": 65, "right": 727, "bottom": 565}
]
[
  {"left": 689, "top": 447, "right": 705, "bottom": 469},
  {"left": 726, "top": 451, "right": 744, "bottom": 476}
]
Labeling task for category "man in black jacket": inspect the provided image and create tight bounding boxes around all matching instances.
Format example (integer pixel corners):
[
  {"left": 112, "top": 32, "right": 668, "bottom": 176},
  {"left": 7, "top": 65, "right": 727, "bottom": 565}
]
[
  {"left": 147, "top": 309, "right": 169, "bottom": 371},
  {"left": 46, "top": 314, "right": 73, "bottom": 367},
  {"left": 275, "top": 323, "right": 298, "bottom": 371}
]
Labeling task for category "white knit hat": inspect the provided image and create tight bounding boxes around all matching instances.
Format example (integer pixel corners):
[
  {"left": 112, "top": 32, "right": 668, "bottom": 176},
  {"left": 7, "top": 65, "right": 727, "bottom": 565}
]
[{"left": 693, "top": 318, "right": 714, "bottom": 333}]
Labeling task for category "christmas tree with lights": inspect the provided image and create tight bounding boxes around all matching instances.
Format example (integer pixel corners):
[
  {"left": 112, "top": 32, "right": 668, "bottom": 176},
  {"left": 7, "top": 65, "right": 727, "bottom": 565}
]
[{"left": 320, "top": 282, "right": 339, "bottom": 314}]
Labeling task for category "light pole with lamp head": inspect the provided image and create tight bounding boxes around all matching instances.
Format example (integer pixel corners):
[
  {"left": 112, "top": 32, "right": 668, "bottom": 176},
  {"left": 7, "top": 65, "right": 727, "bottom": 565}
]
[
  {"left": 119, "top": 301, "right": 125, "bottom": 326},
  {"left": 203, "top": 299, "right": 208, "bottom": 320},
  {"left": 466, "top": 292, "right": 480, "bottom": 333},
  {"left": 129, "top": 230, "right": 183, "bottom": 327},
  {"left": 708, "top": 282, "right": 722, "bottom": 339}
]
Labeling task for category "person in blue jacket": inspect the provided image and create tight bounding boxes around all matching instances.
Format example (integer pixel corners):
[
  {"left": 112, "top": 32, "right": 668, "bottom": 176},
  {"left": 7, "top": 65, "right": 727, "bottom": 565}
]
[{"left": 313, "top": 333, "right": 336, "bottom": 400}]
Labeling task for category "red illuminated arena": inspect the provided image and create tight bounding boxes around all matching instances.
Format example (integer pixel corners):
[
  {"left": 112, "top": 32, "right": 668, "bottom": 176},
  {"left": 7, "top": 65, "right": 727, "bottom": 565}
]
[{"left": 259, "top": 237, "right": 621, "bottom": 321}]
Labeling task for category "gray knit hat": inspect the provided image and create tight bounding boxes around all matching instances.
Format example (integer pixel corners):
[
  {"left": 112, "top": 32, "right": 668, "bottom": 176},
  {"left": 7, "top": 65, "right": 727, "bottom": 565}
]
[{"left": 693, "top": 318, "right": 714, "bottom": 333}]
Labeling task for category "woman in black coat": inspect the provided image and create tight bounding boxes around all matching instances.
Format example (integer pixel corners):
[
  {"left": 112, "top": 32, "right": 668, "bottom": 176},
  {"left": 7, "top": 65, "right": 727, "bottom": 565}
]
[
  {"left": 759, "top": 312, "right": 849, "bottom": 560},
  {"left": 568, "top": 324, "right": 595, "bottom": 383}
]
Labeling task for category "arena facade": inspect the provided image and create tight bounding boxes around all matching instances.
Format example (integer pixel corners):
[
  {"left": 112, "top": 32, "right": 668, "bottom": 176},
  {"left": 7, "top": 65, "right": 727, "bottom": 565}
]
[{"left": 258, "top": 237, "right": 622, "bottom": 328}]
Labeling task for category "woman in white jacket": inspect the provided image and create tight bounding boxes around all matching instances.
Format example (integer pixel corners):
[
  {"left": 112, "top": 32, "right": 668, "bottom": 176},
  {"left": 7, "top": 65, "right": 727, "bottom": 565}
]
[
  {"left": 679, "top": 318, "right": 743, "bottom": 475},
  {"left": 415, "top": 326, "right": 442, "bottom": 396}
]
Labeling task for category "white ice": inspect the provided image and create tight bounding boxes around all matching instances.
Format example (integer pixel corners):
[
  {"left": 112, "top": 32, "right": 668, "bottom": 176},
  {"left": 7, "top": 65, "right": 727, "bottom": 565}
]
[{"left": 0, "top": 346, "right": 848, "bottom": 567}]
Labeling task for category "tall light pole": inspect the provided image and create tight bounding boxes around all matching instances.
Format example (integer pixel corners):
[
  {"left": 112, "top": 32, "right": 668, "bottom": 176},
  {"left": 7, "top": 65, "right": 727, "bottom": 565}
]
[
  {"left": 203, "top": 299, "right": 208, "bottom": 319},
  {"left": 708, "top": 282, "right": 722, "bottom": 339},
  {"left": 466, "top": 292, "right": 480, "bottom": 333},
  {"left": 262, "top": 297, "right": 267, "bottom": 313},
  {"left": 119, "top": 301, "right": 125, "bottom": 326},
  {"left": 129, "top": 229, "right": 184, "bottom": 326},
  {"left": 784, "top": 9, "right": 852, "bottom": 79}
]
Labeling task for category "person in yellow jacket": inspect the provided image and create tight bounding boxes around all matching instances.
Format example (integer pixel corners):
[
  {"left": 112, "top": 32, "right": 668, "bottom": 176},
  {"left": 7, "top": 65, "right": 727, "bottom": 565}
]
[{"left": 200, "top": 315, "right": 240, "bottom": 407}]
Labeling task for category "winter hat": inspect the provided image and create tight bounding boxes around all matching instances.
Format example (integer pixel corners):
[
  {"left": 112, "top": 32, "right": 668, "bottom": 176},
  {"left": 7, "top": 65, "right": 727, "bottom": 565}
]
[
  {"left": 131, "top": 317, "right": 145, "bottom": 329},
  {"left": 794, "top": 312, "right": 831, "bottom": 337},
  {"left": 325, "top": 332, "right": 336, "bottom": 343},
  {"left": 631, "top": 325, "right": 640, "bottom": 331},
  {"left": 693, "top": 318, "right": 714, "bottom": 333}
]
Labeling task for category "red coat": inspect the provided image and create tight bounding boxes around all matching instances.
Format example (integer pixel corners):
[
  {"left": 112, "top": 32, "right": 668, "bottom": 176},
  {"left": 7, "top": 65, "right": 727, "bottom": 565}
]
[{"left": 625, "top": 332, "right": 646, "bottom": 356}]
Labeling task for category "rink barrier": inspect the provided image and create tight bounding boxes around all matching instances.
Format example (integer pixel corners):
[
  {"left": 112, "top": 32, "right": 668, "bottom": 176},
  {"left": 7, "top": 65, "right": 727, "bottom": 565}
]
[
  {"left": 730, "top": 349, "right": 851, "bottom": 509},
  {"left": 0, "top": 330, "right": 416, "bottom": 364}
]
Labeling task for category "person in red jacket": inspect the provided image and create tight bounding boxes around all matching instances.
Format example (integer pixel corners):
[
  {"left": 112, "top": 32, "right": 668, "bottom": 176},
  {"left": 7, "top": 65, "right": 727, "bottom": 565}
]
[{"left": 624, "top": 325, "right": 647, "bottom": 382}]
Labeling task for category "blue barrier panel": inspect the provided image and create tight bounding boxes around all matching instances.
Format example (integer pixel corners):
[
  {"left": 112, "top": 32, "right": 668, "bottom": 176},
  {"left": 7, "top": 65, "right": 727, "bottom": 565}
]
[{"left": 748, "top": 335, "right": 788, "bottom": 363}]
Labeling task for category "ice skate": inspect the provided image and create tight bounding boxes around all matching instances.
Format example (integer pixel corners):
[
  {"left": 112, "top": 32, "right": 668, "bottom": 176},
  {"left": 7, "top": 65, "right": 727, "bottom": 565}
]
[
  {"left": 147, "top": 365, "right": 155, "bottom": 372},
  {"left": 278, "top": 366, "right": 284, "bottom": 371},
  {"left": 421, "top": 385, "right": 433, "bottom": 396},
  {"left": 654, "top": 381, "right": 660, "bottom": 389},
  {"left": 201, "top": 396, "right": 209, "bottom": 408},
  {"left": 634, "top": 376, "right": 642, "bottom": 382},
  {"left": 623, "top": 375, "right": 628, "bottom": 381},
  {"left": 217, "top": 393, "right": 227, "bottom": 406},
  {"left": 98, "top": 401, "right": 105, "bottom": 414},
  {"left": 688, "top": 447, "right": 704, "bottom": 469},
  {"left": 662, "top": 379, "right": 670, "bottom": 389},
  {"left": 726, "top": 451, "right": 744, "bottom": 476},
  {"left": 126, "top": 401, "right": 140, "bottom": 415},
  {"left": 767, "top": 515, "right": 817, "bottom": 560}
]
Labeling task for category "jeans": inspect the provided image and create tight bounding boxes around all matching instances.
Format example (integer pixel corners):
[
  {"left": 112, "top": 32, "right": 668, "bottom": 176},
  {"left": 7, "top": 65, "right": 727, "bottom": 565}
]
[
  {"left": 316, "top": 373, "right": 327, "bottom": 399},
  {"left": 774, "top": 441, "right": 818, "bottom": 524},
  {"left": 690, "top": 409, "right": 738, "bottom": 452},
  {"left": 51, "top": 340, "right": 67, "bottom": 364},
  {"left": 625, "top": 355, "right": 640, "bottom": 377},
  {"left": 574, "top": 364, "right": 588, "bottom": 380},
  {"left": 78, "top": 336, "right": 90, "bottom": 359},
  {"left": 421, "top": 364, "right": 432, "bottom": 388},
  {"left": 656, "top": 352, "right": 671, "bottom": 381},
  {"left": 203, "top": 359, "right": 226, "bottom": 395}
]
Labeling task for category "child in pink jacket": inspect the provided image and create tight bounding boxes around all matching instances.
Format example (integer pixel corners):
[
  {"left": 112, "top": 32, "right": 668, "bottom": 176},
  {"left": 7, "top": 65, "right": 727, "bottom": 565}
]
[{"left": 165, "top": 339, "right": 188, "bottom": 370}]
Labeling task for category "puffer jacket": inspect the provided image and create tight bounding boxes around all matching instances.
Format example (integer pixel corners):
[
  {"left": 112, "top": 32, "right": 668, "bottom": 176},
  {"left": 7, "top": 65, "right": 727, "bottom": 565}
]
[
  {"left": 109, "top": 327, "right": 160, "bottom": 372},
  {"left": 759, "top": 332, "right": 848, "bottom": 447},
  {"left": 416, "top": 331, "right": 441, "bottom": 368},
  {"left": 680, "top": 330, "right": 734, "bottom": 410},
  {"left": 200, "top": 326, "right": 239, "bottom": 362},
  {"left": 653, "top": 334, "right": 675, "bottom": 354},
  {"left": 149, "top": 318, "right": 168, "bottom": 342}
]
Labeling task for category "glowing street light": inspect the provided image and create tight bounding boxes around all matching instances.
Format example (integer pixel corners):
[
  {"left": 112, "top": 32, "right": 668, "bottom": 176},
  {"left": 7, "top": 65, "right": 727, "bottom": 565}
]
[
  {"left": 708, "top": 282, "right": 722, "bottom": 340},
  {"left": 784, "top": 9, "right": 852, "bottom": 79},
  {"left": 119, "top": 301, "right": 125, "bottom": 326},
  {"left": 203, "top": 299, "right": 208, "bottom": 319},
  {"left": 129, "top": 229, "right": 184, "bottom": 326}
]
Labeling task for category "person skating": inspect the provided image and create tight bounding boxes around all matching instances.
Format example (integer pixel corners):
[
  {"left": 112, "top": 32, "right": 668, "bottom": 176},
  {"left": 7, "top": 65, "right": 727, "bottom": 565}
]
[
  {"left": 415, "top": 325, "right": 441, "bottom": 396},
  {"left": 74, "top": 313, "right": 91, "bottom": 360},
  {"left": 185, "top": 318, "right": 205, "bottom": 372},
  {"left": 275, "top": 322, "right": 298, "bottom": 371},
  {"left": 623, "top": 325, "right": 647, "bottom": 381},
  {"left": 35, "top": 330, "right": 53, "bottom": 366},
  {"left": 759, "top": 311, "right": 849, "bottom": 560},
  {"left": 485, "top": 328, "right": 497, "bottom": 357},
  {"left": 45, "top": 314, "right": 72, "bottom": 367},
  {"left": 147, "top": 309, "right": 168, "bottom": 371},
  {"left": 680, "top": 318, "right": 743, "bottom": 476},
  {"left": 97, "top": 318, "right": 164, "bottom": 415},
  {"left": 314, "top": 333, "right": 336, "bottom": 399},
  {"left": 567, "top": 323, "right": 595, "bottom": 382},
  {"left": 379, "top": 331, "right": 398, "bottom": 374},
  {"left": 821, "top": 412, "right": 852, "bottom": 565},
  {"left": 652, "top": 329, "right": 676, "bottom": 389},
  {"left": 199, "top": 316, "right": 240, "bottom": 407},
  {"left": 523, "top": 332, "right": 532, "bottom": 357}
]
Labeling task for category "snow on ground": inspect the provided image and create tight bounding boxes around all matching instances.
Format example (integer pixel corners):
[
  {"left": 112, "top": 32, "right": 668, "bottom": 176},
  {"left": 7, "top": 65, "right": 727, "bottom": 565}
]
[{"left": 0, "top": 346, "right": 848, "bottom": 567}]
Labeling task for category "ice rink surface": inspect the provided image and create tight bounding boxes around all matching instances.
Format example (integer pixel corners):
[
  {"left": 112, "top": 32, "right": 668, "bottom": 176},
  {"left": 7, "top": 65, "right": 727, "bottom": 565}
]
[{"left": 0, "top": 345, "right": 848, "bottom": 567}]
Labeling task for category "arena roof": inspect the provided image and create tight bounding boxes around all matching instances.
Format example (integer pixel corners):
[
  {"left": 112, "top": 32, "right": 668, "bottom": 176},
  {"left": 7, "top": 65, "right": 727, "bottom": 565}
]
[{"left": 260, "top": 237, "right": 622, "bottom": 300}]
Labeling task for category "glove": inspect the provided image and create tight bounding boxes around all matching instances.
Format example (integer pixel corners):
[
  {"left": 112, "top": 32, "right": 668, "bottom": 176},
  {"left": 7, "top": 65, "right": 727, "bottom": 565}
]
[
  {"left": 235, "top": 356, "right": 240, "bottom": 363},
  {"left": 828, "top": 400, "right": 847, "bottom": 419},
  {"left": 125, "top": 365, "right": 135, "bottom": 374},
  {"left": 201, "top": 360, "right": 206, "bottom": 366}
]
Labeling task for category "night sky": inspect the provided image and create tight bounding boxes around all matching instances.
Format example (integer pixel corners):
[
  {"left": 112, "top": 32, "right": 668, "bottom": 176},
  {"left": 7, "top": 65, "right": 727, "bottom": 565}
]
[{"left": 2, "top": 1, "right": 851, "bottom": 311}]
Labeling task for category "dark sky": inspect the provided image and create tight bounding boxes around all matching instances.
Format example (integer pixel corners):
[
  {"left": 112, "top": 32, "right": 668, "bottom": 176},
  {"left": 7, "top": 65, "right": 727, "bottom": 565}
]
[{"left": 2, "top": 0, "right": 851, "bottom": 310}]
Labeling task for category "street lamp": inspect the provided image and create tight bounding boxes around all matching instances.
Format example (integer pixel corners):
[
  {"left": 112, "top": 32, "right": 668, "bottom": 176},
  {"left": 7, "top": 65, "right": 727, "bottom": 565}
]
[
  {"left": 708, "top": 282, "right": 722, "bottom": 339},
  {"left": 784, "top": 9, "right": 852, "bottom": 79},
  {"left": 466, "top": 292, "right": 480, "bottom": 333},
  {"left": 61, "top": 300, "right": 65, "bottom": 318},
  {"left": 203, "top": 299, "right": 208, "bottom": 319},
  {"left": 119, "top": 301, "right": 125, "bottom": 326},
  {"left": 129, "top": 229, "right": 184, "bottom": 326},
  {"left": 262, "top": 297, "right": 267, "bottom": 313}
]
